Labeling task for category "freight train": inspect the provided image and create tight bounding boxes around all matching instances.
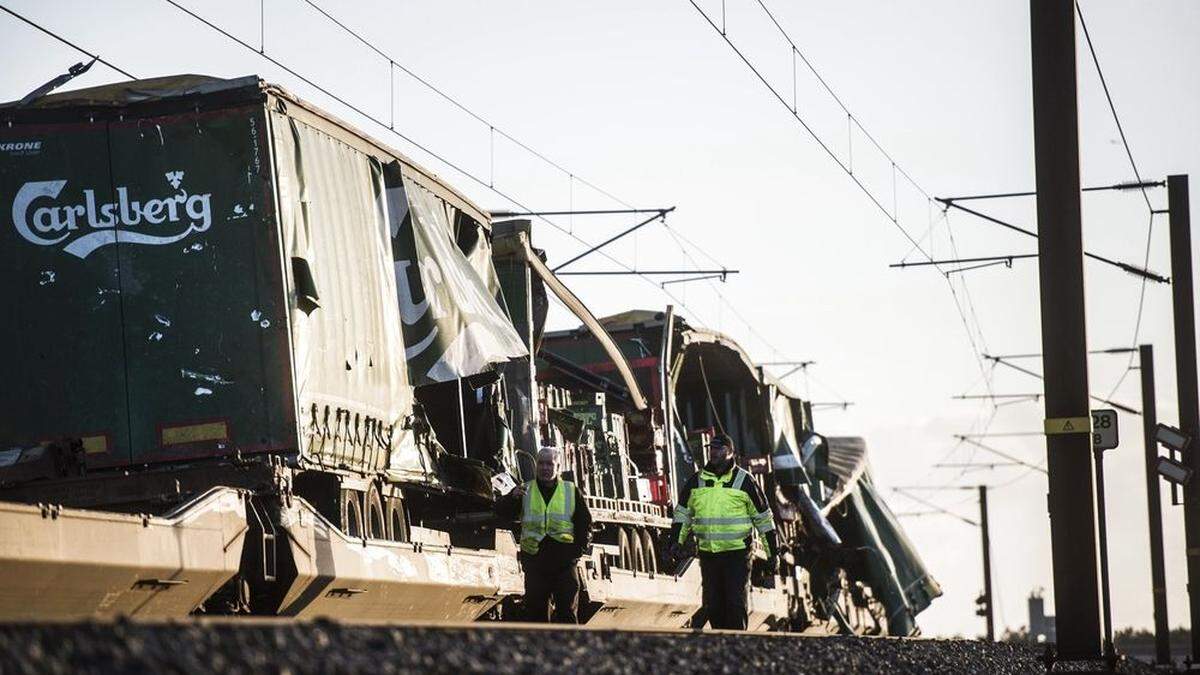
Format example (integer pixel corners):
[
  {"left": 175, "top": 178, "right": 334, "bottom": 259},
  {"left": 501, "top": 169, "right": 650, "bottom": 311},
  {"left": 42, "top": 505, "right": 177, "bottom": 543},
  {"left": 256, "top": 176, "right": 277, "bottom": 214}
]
[{"left": 0, "top": 75, "right": 940, "bottom": 633}]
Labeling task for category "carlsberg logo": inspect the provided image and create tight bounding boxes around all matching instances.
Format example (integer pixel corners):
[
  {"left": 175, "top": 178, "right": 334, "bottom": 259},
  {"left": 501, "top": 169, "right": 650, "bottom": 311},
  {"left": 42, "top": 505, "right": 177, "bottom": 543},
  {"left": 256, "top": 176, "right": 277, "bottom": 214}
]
[{"left": 11, "top": 170, "right": 212, "bottom": 259}]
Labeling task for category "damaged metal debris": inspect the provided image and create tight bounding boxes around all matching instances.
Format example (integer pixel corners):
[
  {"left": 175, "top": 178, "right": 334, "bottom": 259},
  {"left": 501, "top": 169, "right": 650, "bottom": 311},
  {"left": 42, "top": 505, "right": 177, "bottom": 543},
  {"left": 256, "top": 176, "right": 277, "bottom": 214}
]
[{"left": 0, "top": 75, "right": 940, "bottom": 633}]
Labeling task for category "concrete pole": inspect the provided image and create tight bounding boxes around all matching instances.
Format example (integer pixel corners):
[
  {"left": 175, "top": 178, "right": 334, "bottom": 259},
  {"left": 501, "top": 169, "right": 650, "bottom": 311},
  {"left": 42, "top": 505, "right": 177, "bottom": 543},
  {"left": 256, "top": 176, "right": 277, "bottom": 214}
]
[
  {"left": 1028, "top": 0, "right": 1102, "bottom": 659},
  {"left": 1139, "top": 344, "right": 1170, "bottom": 665},
  {"left": 1167, "top": 174, "right": 1200, "bottom": 660},
  {"left": 979, "top": 485, "right": 995, "bottom": 642}
]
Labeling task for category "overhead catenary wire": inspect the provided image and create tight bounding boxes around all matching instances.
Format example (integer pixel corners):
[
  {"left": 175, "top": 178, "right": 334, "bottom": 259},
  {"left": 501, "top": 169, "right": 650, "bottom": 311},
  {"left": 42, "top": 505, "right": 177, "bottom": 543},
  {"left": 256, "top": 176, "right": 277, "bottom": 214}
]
[
  {"left": 891, "top": 488, "right": 978, "bottom": 527},
  {"left": 1105, "top": 208, "right": 1157, "bottom": 398},
  {"left": 0, "top": 6, "right": 136, "bottom": 79},
  {"left": 696, "top": 354, "right": 728, "bottom": 437},
  {"left": 891, "top": 213, "right": 1002, "bottom": 489},
  {"left": 957, "top": 432, "right": 1046, "bottom": 438},
  {"left": 552, "top": 209, "right": 676, "bottom": 272},
  {"left": 809, "top": 401, "right": 854, "bottom": 411},
  {"left": 493, "top": 208, "right": 671, "bottom": 217},
  {"left": 148, "top": 0, "right": 753, "bottom": 332},
  {"left": 661, "top": 224, "right": 787, "bottom": 356},
  {"left": 943, "top": 259, "right": 1018, "bottom": 276},
  {"left": 1075, "top": 2, "right": 1153, "bottom": 213},
  {"left": 688, "top": 1, "right": 1111, "bottom": 504},
  {"left": 750, "top": 0, "right": 929, "bottom": 206},
  {"left": 953, "top": 393, "right": 1043, "bottom": 400},
  {"left": 894, "top": 510, "right": 945, "bottom": 518},
  {"left": 654, "top": 218, "right": 858, "bottom": 402},
  {"left": 936, "top": 199, "right": 1167, "bottom": 283},
  {"left": 1075, "top": 1, "right": 1159, "bottom": 398},
  {"left": 983, "top": 354, "right": 1140, "bottom": 414},
  {"left": 684, "top": 0, "right": 1007, "bottom": 442},
  {"left": 927, "top": 4, "right": 1163, "bottom": 409},
  {"left": 953, "top": 437, "right": 1048, "bottom": 475},
  {"left": 890, "top": 254, "right": 1038, "bottom": 269},
  {"left": 941, "top": 209, "right": 1001, "bottom": 474},
  {"left": 984, "top": 347, "right": 1138, "bottom": 360},
  {"left": 660, "top": 274, "right": 728, "bottom": 288},
  {"left": 940, "top": 179, "right": 1163, "bottom": 202},
  {"left": 685, "top": 0, "right": 933, "bottom": 258},
  {"left": 934, "top": 462, "right": 1023, "bottom": 470},
  {"left": 557, "top": 269, "right": 738, "bottom": 276},
  {"left": 296, "top": 0, "right": 637, "bottom": 212}
]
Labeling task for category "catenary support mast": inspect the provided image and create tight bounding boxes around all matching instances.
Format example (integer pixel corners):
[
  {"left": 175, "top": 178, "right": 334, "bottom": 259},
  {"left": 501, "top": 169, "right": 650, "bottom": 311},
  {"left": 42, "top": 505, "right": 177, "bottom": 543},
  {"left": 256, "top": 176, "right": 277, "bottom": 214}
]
[{"left": 1028, "top": 0, "right": 1102, "bottom": 659}]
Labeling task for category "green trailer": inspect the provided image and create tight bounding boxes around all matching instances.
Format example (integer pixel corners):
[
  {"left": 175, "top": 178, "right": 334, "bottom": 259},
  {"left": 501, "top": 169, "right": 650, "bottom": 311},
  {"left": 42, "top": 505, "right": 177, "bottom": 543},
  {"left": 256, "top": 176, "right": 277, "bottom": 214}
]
[{"left": 0, "top": 74, "right": 521, "bottom": 479}]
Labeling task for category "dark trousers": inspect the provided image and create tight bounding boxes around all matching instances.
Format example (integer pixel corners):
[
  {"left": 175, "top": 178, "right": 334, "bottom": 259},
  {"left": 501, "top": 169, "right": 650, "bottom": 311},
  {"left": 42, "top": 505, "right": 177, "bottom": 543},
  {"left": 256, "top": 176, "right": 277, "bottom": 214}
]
[
  {"left": 699, "top": 550, "right": 751, "bottom": 630},
  {"left": 523, "top": 563, "right": 581, "bottom": 623}
]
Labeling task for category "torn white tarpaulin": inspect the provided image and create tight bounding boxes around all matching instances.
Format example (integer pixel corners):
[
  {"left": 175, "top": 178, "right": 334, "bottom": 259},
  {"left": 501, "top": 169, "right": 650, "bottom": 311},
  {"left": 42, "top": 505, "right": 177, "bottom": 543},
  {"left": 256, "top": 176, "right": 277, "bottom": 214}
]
[{"left": 387, "top": 164, "right": 525, "bottom": 385}]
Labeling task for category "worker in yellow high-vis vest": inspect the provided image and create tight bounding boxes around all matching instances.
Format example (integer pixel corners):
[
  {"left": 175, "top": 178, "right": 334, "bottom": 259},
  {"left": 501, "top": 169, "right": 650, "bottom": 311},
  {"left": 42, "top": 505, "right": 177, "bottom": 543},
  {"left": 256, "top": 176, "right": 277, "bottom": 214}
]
[
  {"left": 498, "top": 446, "right": 592, "bottom": 622},
  {"left": 668, "top": 434, "right": 778, "bottom": 630}
]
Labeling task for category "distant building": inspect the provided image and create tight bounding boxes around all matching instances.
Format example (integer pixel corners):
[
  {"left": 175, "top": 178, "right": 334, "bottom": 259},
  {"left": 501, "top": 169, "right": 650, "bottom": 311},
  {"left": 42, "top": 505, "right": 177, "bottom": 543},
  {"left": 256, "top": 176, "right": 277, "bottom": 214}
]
[
  {"left": 1028, "top": 589, "right": 1056, "bottom": 643},
  {"left": 1022, "top": 588, "right": 1190, "bottom": 666}
]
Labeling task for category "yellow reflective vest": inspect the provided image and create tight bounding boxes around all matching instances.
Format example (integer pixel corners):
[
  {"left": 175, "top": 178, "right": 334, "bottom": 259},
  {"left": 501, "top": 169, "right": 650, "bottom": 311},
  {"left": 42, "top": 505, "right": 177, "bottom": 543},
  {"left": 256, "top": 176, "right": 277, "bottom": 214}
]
[
  {"left": 674, "top": 467, "right": 775, "bottom": 554},
  {"left": 520, "top": 479, "right": 576, "bottom": 555}
]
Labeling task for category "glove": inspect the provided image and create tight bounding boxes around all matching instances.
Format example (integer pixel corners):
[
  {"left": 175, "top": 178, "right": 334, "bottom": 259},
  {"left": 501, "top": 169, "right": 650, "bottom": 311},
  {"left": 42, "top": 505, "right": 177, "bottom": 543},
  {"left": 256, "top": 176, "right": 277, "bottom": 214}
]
[{"left": 666, "top": 540, "right": 684, "bottom": 568}]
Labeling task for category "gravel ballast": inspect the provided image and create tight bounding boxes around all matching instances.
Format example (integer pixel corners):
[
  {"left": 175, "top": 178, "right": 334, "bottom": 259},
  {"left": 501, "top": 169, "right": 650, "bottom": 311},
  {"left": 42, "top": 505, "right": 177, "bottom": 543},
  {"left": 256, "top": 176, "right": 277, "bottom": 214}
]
[{"left": 0, "top": 621, "right": 1157, "bottom": 674}]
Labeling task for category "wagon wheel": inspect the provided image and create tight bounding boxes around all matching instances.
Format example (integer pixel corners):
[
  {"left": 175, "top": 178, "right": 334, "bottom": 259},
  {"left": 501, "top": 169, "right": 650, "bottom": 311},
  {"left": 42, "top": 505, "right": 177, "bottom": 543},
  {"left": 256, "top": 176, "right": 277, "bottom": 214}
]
[
  {"left": 363, "top": 484, "right": 386, "bottom": 540},
  {"left": 339, "top": 488, "right": 365, "bottom": 538},
  {"left": 617, "top": 527, "right": 633, "bottom": 570},
  {"left": 627, "top": 526, "right": 646, "bottom": 573},
  {"left": 638, "top": 528, "right": 657, "bottom": 574},
  {"left": 386, "top": 495, "right": 410, "bottom": 543}
]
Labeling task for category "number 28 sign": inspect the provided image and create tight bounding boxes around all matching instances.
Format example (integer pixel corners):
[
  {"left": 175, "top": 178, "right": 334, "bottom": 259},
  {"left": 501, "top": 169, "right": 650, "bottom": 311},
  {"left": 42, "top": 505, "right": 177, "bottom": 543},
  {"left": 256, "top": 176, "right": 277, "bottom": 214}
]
[{"left": 1092, "top": 409, "right": 1118, "bottom": 451}]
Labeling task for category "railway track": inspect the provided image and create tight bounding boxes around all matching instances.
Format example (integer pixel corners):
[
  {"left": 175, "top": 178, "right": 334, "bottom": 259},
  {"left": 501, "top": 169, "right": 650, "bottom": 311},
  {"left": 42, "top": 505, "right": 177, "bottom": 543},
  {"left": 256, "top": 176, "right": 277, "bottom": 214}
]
[{"left": 0, "top": 619, "right": 1157, "bottom": 674}]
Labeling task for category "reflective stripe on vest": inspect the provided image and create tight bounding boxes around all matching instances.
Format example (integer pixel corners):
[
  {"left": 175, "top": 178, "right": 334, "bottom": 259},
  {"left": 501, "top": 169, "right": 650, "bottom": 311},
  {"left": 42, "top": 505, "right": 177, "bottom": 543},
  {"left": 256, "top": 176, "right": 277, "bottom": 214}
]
[
  {"left": 672, "top": 504, "right": 693, "bottom": 525},
  {"left": 752, "top": 509, "right": 776, "bottom": 534},
  {"left": 685, "top": 467, "right": 757, "bottom": 553},
  {"left": 520, "top": 479, "right": 576, "bottom": 555}
]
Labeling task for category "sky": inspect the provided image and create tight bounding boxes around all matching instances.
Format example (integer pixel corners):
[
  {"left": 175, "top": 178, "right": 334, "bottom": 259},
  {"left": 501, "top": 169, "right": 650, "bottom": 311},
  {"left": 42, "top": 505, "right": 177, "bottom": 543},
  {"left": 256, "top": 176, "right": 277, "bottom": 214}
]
[{"left": 2, "top": 0, "right": 1199, "bottom": 638}]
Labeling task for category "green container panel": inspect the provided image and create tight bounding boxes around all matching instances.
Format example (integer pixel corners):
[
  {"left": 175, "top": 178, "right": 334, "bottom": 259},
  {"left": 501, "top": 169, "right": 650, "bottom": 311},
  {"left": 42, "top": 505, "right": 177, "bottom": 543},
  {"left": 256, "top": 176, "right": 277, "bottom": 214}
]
[{"left": 0, "top": 106, "right": 295, "bottom": 467}]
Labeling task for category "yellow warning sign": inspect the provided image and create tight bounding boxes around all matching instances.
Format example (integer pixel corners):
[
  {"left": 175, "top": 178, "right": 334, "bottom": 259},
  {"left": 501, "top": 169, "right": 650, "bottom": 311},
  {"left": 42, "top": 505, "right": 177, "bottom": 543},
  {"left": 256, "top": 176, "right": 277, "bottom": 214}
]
[
  {"left": 161, "top": 421, "right": 229, "bottom": 446},
  {"left": 1044, "top": 416, "right": 1092, "bottom": 435},
  {"left": 80, "top": 435, "right": 108, "bottom": 455}
]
